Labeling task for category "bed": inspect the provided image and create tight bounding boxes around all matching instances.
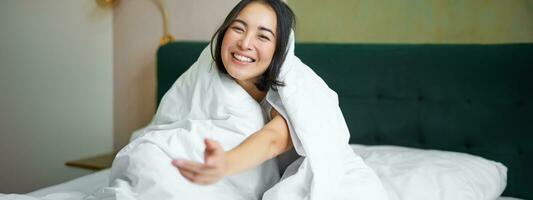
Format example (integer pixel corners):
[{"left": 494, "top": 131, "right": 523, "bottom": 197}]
[
  {"left": 156, "top": 42, "right": 532, "bottom": 199},
  {"left": 11, "top": 42, "right": 533, "bottom": 199}
]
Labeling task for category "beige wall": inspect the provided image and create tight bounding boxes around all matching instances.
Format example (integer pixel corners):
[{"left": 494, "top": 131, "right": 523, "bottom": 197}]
[
  {"left": 113, "top": 0, "right": 160, "bottom": 151},
  {"left": 0, "top": 0, "right": 113, "bottom": 193},
  {"left": 289, "top": 0, "right": 533, "bottom": 43},
  {"left": 113, "top": 0, "right": 240, "bottom": 150}
]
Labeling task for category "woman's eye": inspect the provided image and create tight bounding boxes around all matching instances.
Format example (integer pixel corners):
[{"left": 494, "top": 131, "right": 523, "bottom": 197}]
[
  {"left": 259, "top": 35, "right": 270, "bottom": 41},
  {"left": 231, "top": 27, "right": 244, "bottom": 33}
]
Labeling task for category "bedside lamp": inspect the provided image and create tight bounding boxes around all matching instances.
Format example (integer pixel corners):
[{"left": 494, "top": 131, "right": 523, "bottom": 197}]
[
  {"left": 96, "top": 0, "right": 175, "bottom": 46},
  {"left": 153, "top": 0, "right": 176, "bottom": 45}
]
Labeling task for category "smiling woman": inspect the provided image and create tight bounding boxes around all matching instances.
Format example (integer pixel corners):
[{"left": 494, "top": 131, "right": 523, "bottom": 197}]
[
  {"left": 85, "top": 0, "right": 387, "bottom": 199},
  {"left": 172, "top": 0, "right": 296, "bottom": 185}
]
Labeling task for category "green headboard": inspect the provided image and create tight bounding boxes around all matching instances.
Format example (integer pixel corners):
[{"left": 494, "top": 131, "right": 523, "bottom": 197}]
[{"left": 157, "top": 42, "right": 533, "bottom": 199}]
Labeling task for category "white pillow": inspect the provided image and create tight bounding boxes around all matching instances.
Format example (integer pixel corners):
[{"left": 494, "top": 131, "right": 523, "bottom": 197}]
[{"left": 350, "top": 145, "right": 507, "bottom": 200}]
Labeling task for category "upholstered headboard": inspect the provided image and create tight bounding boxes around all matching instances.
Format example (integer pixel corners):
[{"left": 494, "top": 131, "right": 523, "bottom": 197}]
[{"left": 156, "top": 42, "right": 533, "bottom": 199}]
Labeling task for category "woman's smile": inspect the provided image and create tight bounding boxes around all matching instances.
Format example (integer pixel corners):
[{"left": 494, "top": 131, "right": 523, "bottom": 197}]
[{"left": 231, "top": 52, "right": 256, "bottom": 64}]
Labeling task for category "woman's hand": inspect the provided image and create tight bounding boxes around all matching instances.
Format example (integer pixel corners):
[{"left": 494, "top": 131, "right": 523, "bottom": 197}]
[
  {"left": 171, "top": 108, "right": 292, "bottom": 185},
  {"left": 172, "top": 138, "right": 226, "bottom": 185}
]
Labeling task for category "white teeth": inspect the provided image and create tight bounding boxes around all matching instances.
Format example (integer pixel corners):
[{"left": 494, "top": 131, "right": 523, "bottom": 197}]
[{"left": 233, "top": 53, "right": 253, "bottom": 63}]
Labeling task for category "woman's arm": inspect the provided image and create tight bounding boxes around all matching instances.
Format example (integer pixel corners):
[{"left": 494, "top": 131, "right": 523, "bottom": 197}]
[
  {"left": 225, "top": 108, "right": 293, "bottom": 175},
  {"left": 172, "top": 108, "right": 293, "bottom": 185}
]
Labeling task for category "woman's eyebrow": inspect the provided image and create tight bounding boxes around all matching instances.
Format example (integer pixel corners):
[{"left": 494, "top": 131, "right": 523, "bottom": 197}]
[
  {"left": 259, "top": 26, "right": 276, "bottom": 38},
  {"left": 232, "top": 19, "right": 276, "bottom": 38},
  {"left": 232, "top": 19, "right": 248, "bottom": 27}
]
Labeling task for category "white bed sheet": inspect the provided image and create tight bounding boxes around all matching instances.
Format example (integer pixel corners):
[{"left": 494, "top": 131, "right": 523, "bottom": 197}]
[
  {"left": 26, "top": 169, "right": 110, "bottom": 197},
  {"left": 23, "top": 168, "right": 524, "bottom": 200}
]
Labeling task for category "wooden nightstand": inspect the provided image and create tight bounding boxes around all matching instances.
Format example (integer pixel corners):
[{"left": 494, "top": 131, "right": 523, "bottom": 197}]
[{"left": 65, "top": 151, "right": 117, "bottom": 171}]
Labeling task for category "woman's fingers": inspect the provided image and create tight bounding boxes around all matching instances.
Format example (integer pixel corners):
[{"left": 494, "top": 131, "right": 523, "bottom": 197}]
[
  {"left": 172, "top": 160, "right": 222, "bottom": 185},
  {"left": 177, "top": 167, "right": 215, "bottom": 185},
  {"left": 171, "top": 138, "right": 226, "bottom": 185},
  {"left": 205, "top": 138, "right": 217, "bottom": 151},
  {"left": 172, "top": 159, "right": 203, "bottom": 173},
  {"left": 204, "top": 138, "right": 223, "bottom": 166},
  {"left": 204, "top": 139, "right": 215, "bottom": 166},
  {"left": 172, "top": 159, "right": 221, "bottom": 176},
  {"left": 177, "top": 166, "right": 196, "bottom": 181}
]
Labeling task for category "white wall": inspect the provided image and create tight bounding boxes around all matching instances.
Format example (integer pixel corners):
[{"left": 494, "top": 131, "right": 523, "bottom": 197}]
[{"left": 0, "top": 0, "right": 113, "bottom": 193}]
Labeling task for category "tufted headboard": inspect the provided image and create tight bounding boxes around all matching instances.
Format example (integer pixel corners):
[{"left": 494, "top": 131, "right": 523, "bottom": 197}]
[{"left": 157, "top": 42, "right": 533, "bottom": 199}]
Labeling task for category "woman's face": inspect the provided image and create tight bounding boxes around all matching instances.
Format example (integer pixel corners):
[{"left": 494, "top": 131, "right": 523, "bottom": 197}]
[{"left": 221, "top": 2, "right": 277, "bottom": 84}]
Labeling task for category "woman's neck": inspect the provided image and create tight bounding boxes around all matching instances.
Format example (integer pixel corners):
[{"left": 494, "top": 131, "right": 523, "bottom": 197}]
[{"left": 236, "top": 79, "right": 266, "bottom": 103}]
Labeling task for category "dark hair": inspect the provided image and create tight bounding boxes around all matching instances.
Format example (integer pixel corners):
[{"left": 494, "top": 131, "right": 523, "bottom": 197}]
[{"left": 210, "top": 0, "right": 296, "bottom": 91}]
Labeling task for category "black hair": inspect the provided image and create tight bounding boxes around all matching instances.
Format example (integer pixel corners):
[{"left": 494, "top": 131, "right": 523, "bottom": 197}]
[{"left": 210, "top": 0, "right": 296, "bottom": 91}]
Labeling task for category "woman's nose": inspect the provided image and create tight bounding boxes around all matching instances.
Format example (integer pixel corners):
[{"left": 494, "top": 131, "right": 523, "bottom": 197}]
[{"left": 237, "top": 34, "right": 253, "bottom": 50}]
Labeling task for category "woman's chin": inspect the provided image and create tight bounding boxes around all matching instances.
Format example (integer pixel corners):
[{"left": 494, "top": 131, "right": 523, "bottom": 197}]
[{"left": 227, "top": 69, "right": 246, "bottom": 81}]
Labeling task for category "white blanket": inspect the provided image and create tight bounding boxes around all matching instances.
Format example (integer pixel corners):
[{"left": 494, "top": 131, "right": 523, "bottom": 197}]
[{"left": 1, "top": 33, "right": 388, "bottom": 200}]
